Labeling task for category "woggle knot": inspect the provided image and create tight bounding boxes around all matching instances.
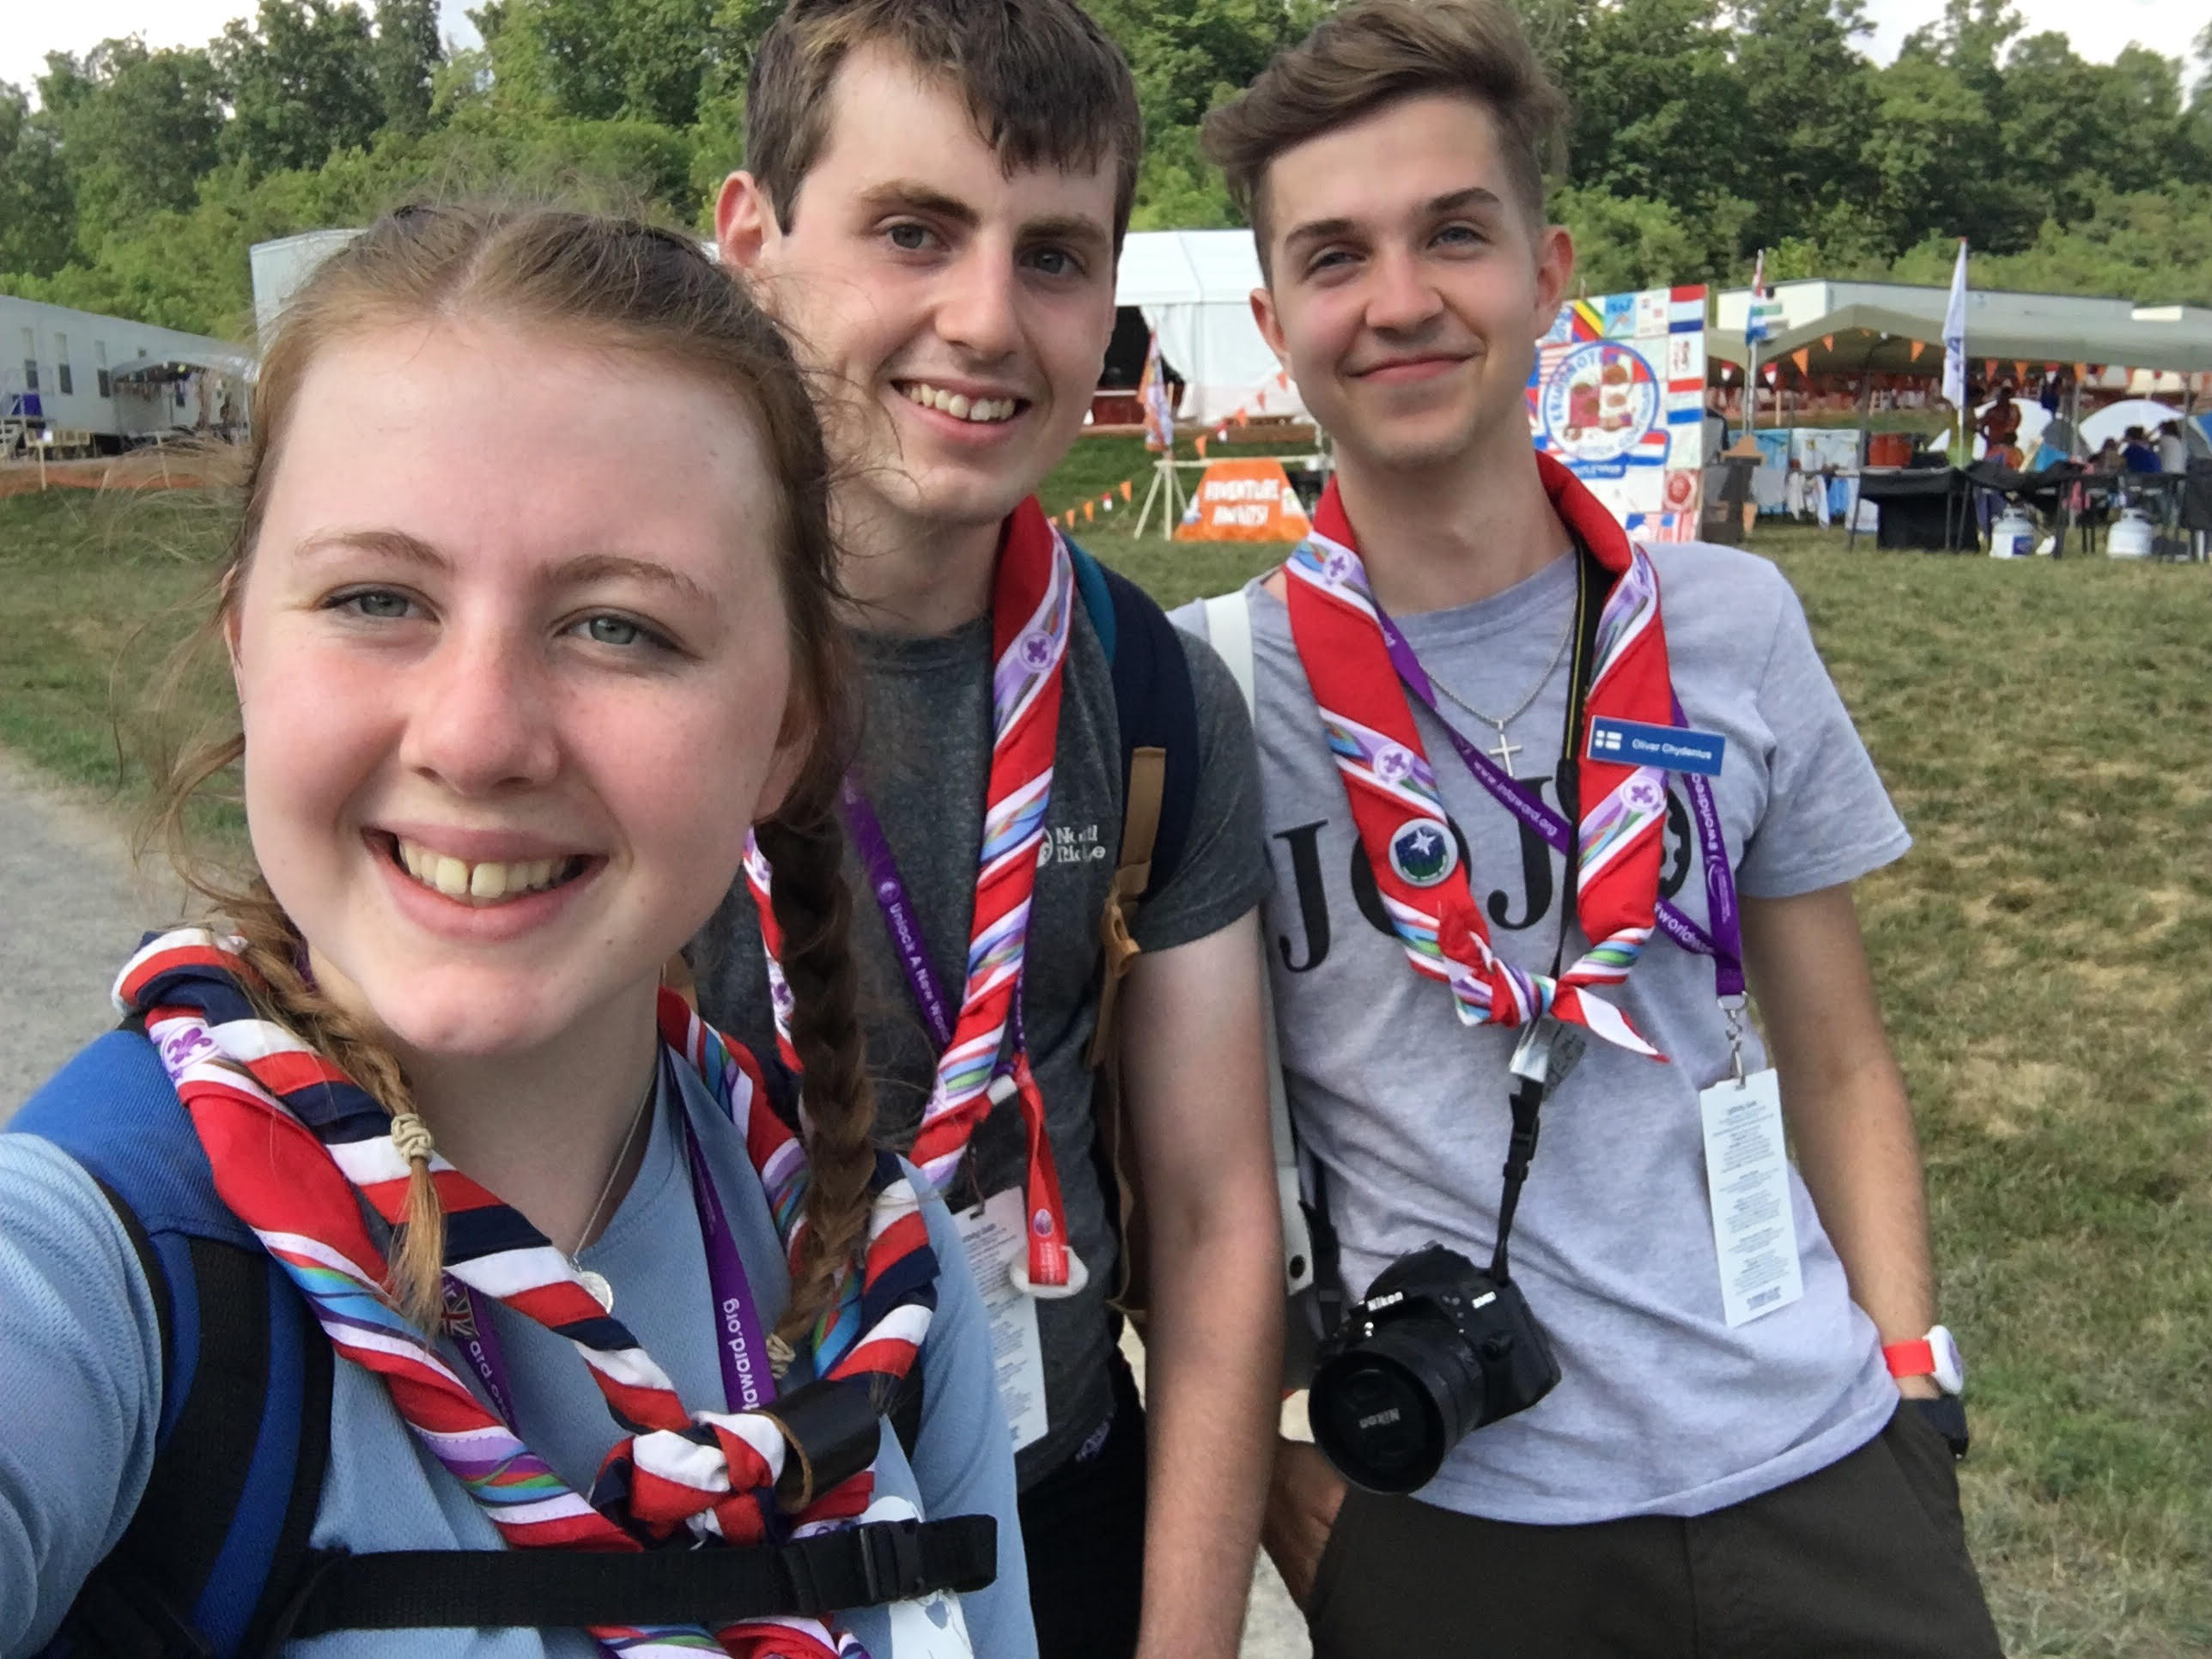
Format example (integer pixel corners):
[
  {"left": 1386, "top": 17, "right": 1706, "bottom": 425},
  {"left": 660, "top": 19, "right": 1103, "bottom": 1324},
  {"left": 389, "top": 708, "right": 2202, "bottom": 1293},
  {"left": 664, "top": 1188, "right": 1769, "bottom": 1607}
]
[{"left": 388, "top": 1111, "right": 437, "bottom": 1164}]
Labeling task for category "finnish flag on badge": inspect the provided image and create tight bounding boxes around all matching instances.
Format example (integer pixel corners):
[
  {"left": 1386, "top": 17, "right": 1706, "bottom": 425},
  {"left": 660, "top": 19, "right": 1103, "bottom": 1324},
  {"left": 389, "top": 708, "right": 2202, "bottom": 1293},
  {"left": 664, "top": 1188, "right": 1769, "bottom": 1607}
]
[{"left": 1587, "top": 717, "right": 1726, "bottom": 777}]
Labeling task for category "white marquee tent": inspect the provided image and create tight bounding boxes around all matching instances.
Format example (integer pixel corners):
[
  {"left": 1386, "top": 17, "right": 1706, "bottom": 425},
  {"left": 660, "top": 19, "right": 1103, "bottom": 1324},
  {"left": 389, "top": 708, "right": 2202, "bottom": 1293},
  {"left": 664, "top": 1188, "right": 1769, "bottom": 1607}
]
[{"left": 1115, "top": 229, "right": 1306, "bottom": 427}]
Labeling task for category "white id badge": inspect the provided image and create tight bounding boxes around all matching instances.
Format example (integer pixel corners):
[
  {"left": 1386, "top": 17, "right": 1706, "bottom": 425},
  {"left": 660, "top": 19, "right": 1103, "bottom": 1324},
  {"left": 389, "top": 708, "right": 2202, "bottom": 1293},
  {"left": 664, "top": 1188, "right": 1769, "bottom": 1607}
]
[
  {"left": 1698, "top": 1068, "right": 1804, "bottom": 1327},
  {"left": 953, "top": 1188, "right": 1050, "bottom": 1452}
]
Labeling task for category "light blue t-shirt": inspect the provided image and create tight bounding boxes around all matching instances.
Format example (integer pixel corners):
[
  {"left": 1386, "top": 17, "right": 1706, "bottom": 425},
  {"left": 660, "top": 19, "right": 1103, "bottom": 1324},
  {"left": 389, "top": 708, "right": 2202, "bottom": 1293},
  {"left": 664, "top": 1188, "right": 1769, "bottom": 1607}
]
[
  {"left": 0, "top": 1054, "right": 1035, "bottom": 1658},
  {"left": 1176, "top": 540, "right": 1911, "bottom": 1525}
]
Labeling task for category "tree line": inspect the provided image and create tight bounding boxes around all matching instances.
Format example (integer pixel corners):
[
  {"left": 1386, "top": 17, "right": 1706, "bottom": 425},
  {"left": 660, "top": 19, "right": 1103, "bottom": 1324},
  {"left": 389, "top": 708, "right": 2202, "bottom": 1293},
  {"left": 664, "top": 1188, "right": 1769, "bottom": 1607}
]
[{"left": 2, "top": 0, "right": 2208, "bottom": 341}]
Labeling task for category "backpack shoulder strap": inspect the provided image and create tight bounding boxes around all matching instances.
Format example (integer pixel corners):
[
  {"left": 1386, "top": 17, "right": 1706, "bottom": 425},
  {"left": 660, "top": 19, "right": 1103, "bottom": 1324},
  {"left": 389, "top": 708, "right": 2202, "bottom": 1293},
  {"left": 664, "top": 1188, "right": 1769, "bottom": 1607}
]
[
  {"left": 12, "top": 1030, "right": 333, "bottom": 1659},
  {"left": 1201, "top": 592, "right": 1257, "bottom": 706},
  {"left": 1065, "top": 539, "right": 1200, "bottom": 1070},
  {"left": 1066, "top": 538, "right": 1200, "bottom": 904}
]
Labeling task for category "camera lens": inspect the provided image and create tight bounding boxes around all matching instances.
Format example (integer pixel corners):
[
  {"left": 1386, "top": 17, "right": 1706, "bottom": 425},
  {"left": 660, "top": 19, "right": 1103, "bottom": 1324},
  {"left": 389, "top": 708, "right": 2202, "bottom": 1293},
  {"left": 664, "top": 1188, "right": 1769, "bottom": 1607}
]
[{"left": 1310, "top": 1317, "right": 1486, "bottom": 1494}]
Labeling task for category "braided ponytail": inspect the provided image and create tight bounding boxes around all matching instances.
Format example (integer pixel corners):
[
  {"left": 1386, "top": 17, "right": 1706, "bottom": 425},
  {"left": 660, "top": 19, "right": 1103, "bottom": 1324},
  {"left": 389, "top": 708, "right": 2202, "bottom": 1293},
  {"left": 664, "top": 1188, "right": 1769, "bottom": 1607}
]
[
  {"left": 225, "top": 886, "right": 449, "bottom": 1329},
  {"left": 752, "top": 807, "right": 878, "bottom": 1346}
]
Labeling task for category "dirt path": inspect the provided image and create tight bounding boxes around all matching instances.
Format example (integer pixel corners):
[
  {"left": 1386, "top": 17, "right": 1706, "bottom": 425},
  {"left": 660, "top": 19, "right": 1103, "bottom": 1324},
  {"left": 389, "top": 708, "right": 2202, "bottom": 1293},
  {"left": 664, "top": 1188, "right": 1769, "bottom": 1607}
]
[{"left": 0, "top": 751, "right": 172, "bottom": 1118}]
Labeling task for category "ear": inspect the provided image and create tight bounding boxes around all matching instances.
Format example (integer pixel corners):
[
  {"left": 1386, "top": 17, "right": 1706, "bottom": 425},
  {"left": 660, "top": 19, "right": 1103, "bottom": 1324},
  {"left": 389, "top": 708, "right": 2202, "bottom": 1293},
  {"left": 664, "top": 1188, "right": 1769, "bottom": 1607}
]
[
  {"left": 1251, "top": 284, "right": 1292, "bottom": 373},
  {"left": 1532, "top": 222, "right": 1575, "bottom": 327},
  {"left": 717, "top": 172, "right": 779, "bottom": 276}
]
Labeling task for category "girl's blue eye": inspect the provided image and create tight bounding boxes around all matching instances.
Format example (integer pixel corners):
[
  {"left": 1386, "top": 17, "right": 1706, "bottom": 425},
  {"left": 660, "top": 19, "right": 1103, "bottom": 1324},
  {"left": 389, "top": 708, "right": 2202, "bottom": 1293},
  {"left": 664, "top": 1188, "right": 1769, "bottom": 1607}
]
[
  {"left": 342, "top": 590, "right": 411, "bottom": 618},
  {"left": 581, "top": 615, "right": 644, "bottom": 647}
]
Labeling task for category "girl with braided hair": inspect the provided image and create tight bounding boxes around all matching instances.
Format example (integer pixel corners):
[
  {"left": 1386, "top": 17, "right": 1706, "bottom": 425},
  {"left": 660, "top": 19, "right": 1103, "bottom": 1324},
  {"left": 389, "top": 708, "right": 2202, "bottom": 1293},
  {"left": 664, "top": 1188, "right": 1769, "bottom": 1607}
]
[{"left": 0, "top": 204, "right": 1030, "bottom": 1659}]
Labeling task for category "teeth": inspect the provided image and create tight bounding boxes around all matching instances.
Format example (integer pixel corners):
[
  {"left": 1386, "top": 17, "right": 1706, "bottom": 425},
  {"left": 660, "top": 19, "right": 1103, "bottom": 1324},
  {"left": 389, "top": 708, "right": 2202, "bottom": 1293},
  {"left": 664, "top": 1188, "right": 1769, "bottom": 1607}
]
[
  {"left": 902, "top": 382, "right": 1018, "bottom": 423},
  {"left": 392, "top": 838, "right": 575, "bottom": 906}
]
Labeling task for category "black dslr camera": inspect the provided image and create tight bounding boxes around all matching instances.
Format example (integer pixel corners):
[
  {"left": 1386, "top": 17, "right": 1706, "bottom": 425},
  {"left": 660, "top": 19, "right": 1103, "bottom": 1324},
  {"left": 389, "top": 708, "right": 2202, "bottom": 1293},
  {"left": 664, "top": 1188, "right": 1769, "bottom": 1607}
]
[
  {"left": 1309, "top": 1243, "right": 1559, "bottom": 1494},
  {"left": 1307, "top": 1018, "right": 1584, "bottom": 1494}
]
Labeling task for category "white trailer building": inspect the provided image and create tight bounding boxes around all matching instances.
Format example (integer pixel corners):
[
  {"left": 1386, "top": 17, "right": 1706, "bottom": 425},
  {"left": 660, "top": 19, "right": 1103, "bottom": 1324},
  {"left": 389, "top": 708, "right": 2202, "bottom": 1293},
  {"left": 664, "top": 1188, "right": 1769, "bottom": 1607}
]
[{"left": 1, "top": 295, "right": 253, "bottom": 458}]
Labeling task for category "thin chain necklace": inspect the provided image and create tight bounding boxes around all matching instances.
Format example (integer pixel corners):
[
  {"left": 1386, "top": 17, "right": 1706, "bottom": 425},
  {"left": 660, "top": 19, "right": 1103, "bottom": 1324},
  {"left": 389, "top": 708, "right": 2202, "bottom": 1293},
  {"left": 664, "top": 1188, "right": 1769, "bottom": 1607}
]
[
  {"left": 1425, "top": 614, "right": 1575, "bottom": 779},
  {"left": 566, "top": 1062, "right": 658, "bottom": 1313}
]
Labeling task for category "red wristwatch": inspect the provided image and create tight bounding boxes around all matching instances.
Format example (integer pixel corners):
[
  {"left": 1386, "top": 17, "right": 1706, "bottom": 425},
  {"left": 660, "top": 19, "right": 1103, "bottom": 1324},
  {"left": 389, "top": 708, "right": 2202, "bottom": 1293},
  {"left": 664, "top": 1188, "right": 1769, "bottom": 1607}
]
[{"left": 1882, "top": 1325, "right": 1965, "bottom": 1395}]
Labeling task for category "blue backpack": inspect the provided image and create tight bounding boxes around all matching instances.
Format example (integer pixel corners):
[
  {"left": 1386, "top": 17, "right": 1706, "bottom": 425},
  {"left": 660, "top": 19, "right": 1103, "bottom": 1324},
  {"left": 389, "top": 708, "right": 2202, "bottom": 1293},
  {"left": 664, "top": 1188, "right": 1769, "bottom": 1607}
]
[{"left": 7, "top": 539, "right": 1197, "bottom": 1657}]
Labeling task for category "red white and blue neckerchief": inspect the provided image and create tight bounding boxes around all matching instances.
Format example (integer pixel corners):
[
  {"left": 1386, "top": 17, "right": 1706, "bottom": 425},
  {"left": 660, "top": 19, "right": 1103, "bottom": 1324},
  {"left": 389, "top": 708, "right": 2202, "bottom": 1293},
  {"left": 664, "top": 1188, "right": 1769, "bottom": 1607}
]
[
  {"left": 1284, "top": 453, "right": 1674, "bottom": 1056},
  {"left": 117, "top": 928, "right": 940, "bottom": 1659},
  {"left": 749, "top": 498, "right": 1079, "bottom": 1289}
]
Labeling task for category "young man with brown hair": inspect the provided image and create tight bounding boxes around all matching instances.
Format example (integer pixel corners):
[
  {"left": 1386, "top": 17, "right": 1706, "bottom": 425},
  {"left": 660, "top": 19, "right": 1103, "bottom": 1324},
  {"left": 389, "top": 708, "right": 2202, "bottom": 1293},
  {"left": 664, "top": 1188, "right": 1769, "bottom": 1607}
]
[
  {"left": 701, "top": 5, "right": 1283, "bottom": 1658},
  {"left": 1175, "top": 3, "right": 2004, "bottom": 1651}
]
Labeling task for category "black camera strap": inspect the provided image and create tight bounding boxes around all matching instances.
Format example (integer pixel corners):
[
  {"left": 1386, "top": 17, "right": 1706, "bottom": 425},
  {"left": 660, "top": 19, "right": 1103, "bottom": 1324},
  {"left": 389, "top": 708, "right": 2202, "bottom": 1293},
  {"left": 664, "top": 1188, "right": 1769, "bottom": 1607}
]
[{"left": 1488, "top": 540, "right": 1602, "bottom": 1288}]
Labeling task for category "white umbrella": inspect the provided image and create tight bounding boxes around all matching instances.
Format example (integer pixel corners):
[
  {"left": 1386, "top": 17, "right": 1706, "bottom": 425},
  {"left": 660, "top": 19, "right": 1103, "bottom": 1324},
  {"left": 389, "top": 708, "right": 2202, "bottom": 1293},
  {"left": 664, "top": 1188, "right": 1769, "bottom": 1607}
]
[{"left": 2078, "top": 398, "right": 2188, "bottom": 452}]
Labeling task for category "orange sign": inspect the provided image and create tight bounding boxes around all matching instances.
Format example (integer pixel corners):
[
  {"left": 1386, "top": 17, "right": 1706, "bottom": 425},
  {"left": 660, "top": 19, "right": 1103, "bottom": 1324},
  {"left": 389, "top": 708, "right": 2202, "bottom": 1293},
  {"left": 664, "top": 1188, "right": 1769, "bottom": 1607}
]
[{"left": 1175, "top": 458, "right": 1311, "bottom": 543}]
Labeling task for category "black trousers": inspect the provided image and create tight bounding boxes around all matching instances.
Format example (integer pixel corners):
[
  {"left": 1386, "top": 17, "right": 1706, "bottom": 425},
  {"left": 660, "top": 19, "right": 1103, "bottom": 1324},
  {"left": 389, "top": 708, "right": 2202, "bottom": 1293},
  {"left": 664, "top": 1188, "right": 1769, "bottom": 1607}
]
[
  {"left": 1309, "top": 1405, "right": 2002, "bottom": 1658},
  {"left": 1017, "top": 1357, "right": 1146, "bottom": 1659}
]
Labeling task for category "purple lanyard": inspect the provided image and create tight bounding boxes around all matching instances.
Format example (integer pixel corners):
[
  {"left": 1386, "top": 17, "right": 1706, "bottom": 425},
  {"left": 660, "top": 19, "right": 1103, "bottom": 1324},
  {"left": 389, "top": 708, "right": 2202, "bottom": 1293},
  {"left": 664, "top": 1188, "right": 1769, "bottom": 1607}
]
[
  {"left": 1373, "top": 606, "right": 1746, "bottom": 1002},
  {"left": 840, "top": 775, "right": 1029, "bottom": 1067},
  {"left": 449, "top": 1051, "right": 778, "bottom": 1428}
]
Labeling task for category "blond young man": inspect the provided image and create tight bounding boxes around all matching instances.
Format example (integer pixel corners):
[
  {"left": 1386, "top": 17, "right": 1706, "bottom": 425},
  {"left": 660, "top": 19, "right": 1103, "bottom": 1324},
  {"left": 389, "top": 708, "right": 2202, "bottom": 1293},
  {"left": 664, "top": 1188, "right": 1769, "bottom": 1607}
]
[
  {"left": 699, "top": 6, "right": 1282, "bottom": 1657},
  {"left": 1172, "top": 3, "right": 2002, "bottom": 1651}
]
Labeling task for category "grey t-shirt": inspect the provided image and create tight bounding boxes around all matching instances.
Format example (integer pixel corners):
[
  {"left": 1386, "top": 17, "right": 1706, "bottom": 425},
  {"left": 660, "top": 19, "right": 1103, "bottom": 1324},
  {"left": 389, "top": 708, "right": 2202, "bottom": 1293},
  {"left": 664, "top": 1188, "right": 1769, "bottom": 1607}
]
[
  {"left": 699, "top": 577, "right": 1267, "bottom": 1487},
  {"left": 1174, "top": 541, "right": 1911, "bottom": 1524}
]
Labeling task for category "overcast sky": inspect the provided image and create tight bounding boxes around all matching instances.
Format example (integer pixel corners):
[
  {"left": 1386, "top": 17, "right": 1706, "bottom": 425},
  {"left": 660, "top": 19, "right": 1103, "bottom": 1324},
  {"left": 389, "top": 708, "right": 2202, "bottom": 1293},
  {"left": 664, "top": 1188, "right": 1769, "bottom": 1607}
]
[{"left": 0, "top": 0, "right": 2203, "bottom": 101}]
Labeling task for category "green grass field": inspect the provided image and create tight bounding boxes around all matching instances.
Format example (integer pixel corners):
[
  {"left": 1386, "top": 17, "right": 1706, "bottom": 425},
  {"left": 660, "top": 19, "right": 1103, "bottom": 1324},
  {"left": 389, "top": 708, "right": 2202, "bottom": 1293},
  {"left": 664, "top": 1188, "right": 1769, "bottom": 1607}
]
[{"left": 3, "top": 475, "right": 2209, "bottom": 1655}]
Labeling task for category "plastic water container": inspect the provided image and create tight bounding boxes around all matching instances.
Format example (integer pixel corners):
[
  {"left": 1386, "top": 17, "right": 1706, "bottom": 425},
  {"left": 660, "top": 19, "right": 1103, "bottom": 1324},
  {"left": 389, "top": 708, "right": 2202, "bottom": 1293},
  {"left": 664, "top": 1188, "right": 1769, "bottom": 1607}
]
[
  {"left": 2107, "top": 509, "right": 2156, "bottom": 560},
  {"left": 1989, "top": 508, "right": 2037, "bottom": 558}
]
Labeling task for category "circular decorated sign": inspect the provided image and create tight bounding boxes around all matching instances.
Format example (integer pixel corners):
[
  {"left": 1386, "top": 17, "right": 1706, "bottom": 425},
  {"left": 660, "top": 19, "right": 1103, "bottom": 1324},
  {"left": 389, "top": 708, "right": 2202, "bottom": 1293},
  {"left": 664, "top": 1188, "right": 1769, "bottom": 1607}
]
[
  {"left": 1540, "top": 342, "right": 1662, "bottom": 465},
  {"left": 1389, "top": 817, "right": 1459, "bottom": 887}
]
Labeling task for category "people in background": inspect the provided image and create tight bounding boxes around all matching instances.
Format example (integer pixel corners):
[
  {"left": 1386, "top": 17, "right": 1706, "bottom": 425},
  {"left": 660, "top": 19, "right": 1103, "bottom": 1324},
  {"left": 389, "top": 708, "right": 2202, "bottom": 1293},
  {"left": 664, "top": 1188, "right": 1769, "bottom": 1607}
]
[
  {"left": 1976, "top": 383, "right": 2021, "bottom": 453},
  {"left": 2121, "top": 426, "right": 2160, "bottom": 472}
]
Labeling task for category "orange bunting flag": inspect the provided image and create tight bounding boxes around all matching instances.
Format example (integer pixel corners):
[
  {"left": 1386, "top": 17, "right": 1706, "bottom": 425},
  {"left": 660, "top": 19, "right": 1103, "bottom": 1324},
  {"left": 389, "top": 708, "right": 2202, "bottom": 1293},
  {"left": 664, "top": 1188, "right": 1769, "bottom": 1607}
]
[
  {"left": 1821, "top": 334, "right": 1835, "bottom": 353},
  {"left": 1194, "top": 435, "right": 1209, "bottom": 459},
  {"left": 1083, "top": 501, "right": 1095, "bottom": 523},
  {"left": 2074, "top": 362, "right": 2090, "bottom": 380},
  {"left": 1120, "top": 479, "right": 1133, "bottom": 502},
  {"left": 1790, "top": 348, "right": 1810, "bottom": 374},
  {"left": 1276, "top": 370, "right": 1290, "bottom": 390},
  {"left": 1063, "top": 510, "right": 1076, "bottom": 529}
]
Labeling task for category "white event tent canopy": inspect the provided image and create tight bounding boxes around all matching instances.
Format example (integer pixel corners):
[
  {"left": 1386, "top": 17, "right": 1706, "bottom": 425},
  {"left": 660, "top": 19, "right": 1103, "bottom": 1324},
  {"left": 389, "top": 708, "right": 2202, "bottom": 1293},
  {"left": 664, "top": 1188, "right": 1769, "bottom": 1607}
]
[{"left": 1115, "top": 229, "right": 1307, "bottom": 427}]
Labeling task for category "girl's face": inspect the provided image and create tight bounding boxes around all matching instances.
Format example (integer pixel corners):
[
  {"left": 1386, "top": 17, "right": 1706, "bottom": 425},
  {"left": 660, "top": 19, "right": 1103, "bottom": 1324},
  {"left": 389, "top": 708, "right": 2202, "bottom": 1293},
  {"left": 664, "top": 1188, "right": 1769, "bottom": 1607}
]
[{"left": 232, "top": 319, "right": 803, "bottom": 1060}]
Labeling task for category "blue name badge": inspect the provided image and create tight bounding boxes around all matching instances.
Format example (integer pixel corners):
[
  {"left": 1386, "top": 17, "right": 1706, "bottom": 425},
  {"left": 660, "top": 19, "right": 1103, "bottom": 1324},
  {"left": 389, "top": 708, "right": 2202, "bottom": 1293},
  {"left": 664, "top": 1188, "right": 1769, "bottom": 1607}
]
[{"left": 1587, "top": 716, "right": 1727, "bottom": 776}]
